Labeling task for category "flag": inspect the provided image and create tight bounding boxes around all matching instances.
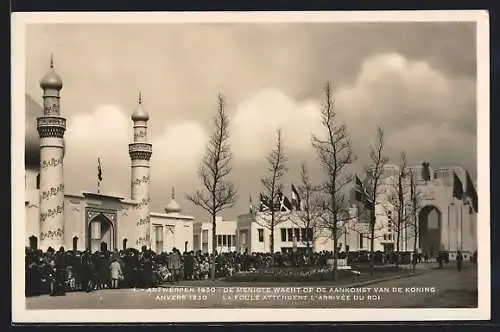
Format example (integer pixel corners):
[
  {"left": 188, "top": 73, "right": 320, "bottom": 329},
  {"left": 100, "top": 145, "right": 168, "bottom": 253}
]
[
  {"left": 249, "top": 194, "right": 254, "bottom": 214},
  {"left": 282, "top": 195, "right": 293, "bottom": 211},
  {"left": 465, "top": 171, "right": 478, "bottom": 213},
  {"left": 354, "top": 175, "right": 364, "bottom": 202},
  {"left": 97, "top": 157, "right": 103, "bottom": 182},
  {"left": 259, "top": 193, "right": 271, "bottom": 212},
  {"left": 277, "top": 190, "right": 291, "bottom": 212},
  {"left": 355, "top": 175, "right": 373, "bottom": 210},
  {"left": 452, "top": 172, "right": 464, "bottom": 200},
  {"left": 291, "top": 184, "right": 301, "bottom": 211}
]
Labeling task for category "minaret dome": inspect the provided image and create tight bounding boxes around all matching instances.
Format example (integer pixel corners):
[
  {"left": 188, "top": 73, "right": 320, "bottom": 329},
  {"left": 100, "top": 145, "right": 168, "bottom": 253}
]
[
  {"left": 40, "top": 54, "right": 63, "bottom": 90},
  {"left": 131, "top": 92, "right": 150, "bottom": 122}
]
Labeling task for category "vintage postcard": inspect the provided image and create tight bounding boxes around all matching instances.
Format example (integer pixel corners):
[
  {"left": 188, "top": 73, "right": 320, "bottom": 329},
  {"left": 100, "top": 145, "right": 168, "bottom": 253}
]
[{"left": 12, "top": 10, "right": 490, "bottom": 323}]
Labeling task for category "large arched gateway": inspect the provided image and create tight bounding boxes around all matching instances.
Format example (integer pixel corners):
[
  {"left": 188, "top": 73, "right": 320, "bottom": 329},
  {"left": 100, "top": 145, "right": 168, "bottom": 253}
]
[
  {"left": 87, "top": 213, "right": 115, "bottom": 252},
  {"left": 418, "top": 205, "right": 442, "bottom": 257}
]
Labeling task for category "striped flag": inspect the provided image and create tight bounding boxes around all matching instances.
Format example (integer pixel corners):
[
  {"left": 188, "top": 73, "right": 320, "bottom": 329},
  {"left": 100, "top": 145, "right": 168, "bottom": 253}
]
[
  {"left": 291, "top": 184, "right": 301, "bottom": 211},
  {"left": 355, "top": 175, "right": 373, "bottom": 209},
  {"left": 277, "top": 190, "right": 291, "bottom": 212}
]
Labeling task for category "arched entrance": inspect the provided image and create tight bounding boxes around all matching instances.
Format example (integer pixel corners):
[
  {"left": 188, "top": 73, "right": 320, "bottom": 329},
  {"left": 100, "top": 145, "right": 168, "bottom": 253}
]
[
  {"left": 87, "top": 214, "right": 115, "bottom": 253},
  {"left": 418, "top": 205, "right": 442, "bottom": 258}
]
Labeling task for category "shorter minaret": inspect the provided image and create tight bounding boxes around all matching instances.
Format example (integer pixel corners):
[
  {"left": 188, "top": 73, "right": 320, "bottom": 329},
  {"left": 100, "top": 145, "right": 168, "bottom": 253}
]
[
  {"left": 129, "top": 93, "right": 153, "bottom": 248},
  {"left": 37, "top": 55, "right": 66, "bottom": 250}
]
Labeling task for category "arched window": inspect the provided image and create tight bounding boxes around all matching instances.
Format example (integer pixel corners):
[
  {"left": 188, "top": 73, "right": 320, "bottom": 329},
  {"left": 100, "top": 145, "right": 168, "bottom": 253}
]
[
  {"left": 122, "top": 238, "right": 128, "bottom": 250},
  {"left": 36, "top": 173, "right": 40, "bottom": 190},
  {"left": 72, "top": 236, "right": 78, "bottom": 251}
]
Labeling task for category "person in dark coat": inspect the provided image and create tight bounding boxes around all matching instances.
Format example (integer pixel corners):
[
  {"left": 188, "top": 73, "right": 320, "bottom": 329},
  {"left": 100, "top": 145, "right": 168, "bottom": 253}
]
[
  {"left": 95, "top": 250, "right": 110, "bottom": 289},
  {"left": 122, "top": 251, "right": 135, "bottom": 288},
  {"left": 81, "top": 250, "right": 94, "bottom": 292},
  {"left": 51, "top": 248, "right": 66, "bottom": 296},
  {"left": 168, "top": 248, "right": 182, "bottom": 282},
  {"left": 36, "top": 257, "right": 50, "bottom": 295},
  {"left": 72, "top": 252, "right": 83, "bottom": 291},
  {"left": 26, "top": 253, "right": 40, "bottom": 296},
  {"left": 457, "top": 251, "right": 464, "bottom": 272},
  {"left": 139, "top": 247, "right": 153, "bottom": 288},
  {"left": 183, "top": 252, "right": 196, "bottom": 280}
]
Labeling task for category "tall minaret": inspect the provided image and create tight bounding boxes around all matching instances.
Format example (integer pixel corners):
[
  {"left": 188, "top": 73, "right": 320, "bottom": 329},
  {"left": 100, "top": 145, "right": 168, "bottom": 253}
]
[
  {"left": 129, "top": 93, "right": 153, "bottom": 248},
  {"left": 37, "top": 55, "right": 66, "bottom": 250}
]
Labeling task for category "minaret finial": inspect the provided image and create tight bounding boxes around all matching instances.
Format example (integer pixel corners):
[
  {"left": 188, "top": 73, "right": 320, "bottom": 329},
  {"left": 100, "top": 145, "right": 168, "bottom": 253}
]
[
  {"left": 138, "top": 91, "right": 142, "bottom": 104},
  {"left": 50, "top": 53, "right": 54, "bottom": 68},
  {"left": 172, "top": 186, "right": 175, "bottom": 199}
]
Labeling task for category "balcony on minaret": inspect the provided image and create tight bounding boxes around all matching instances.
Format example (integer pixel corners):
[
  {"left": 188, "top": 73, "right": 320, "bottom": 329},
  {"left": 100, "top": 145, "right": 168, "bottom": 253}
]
[
  {"left": 128, "top": 143, "right": 153, "bottom": 161},
  {"left": 129, "top": 92, "right": 152, "bottom": 161}
]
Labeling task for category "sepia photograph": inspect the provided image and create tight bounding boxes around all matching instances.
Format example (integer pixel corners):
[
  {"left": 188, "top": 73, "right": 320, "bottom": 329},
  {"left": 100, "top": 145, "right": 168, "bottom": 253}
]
[{"left": 12, "top": 11, "right": 490, "bottom": 323}]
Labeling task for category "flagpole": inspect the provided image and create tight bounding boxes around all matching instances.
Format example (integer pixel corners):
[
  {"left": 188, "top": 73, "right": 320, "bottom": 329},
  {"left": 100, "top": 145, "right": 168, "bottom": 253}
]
[
  {"left": 460, "top": 203, "right": 463, "bottom": 251},
  {"left": 456, "top": 201, "right": 459, "bottom": 253},
  {"left": 447, "top": 204, "right": 451, "bottom": 252}
]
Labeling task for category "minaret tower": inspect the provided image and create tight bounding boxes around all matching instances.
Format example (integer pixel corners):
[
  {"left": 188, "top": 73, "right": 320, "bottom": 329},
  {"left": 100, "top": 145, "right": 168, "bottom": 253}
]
[
  {"left": 129, "top": 93, "right": 153, "bottom": 248},
  {"left": 37, "top": 55, "right": 66, "bottom": 250}
]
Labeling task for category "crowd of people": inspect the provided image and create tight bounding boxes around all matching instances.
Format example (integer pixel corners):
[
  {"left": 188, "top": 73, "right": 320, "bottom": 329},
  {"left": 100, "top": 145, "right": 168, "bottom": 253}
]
[
  {"left": 25, "top": 246, "right": 338, "bottom": 296},
  {"left": 26, "top": 245, "right": 211, "bottom": 297},
  {"left": 25, "top": 243, "right": 475, "bottom": 297}
]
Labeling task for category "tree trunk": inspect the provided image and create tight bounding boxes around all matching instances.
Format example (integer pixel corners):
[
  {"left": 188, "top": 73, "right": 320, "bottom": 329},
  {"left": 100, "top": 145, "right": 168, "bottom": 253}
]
[
  {"left": 211, "top": 214, "right": 217, "bottom": 281},
  {"left": 396, "top": 228, "right": 400, "bottom": 267},
  {"left": 332, "top": 224, "right": 338, "bottom": 281},
  {"left": 270, "top": 227, "right": 274, "bottom": 254},
  {"left": 413, "top": 218, "right": 418, "bottom": 271},
  {"left": 396, "top": 212, "right": 401, "bottom": 268},
  {"left": 270, "top": 211, "right": 275, "bottom": 254},
  {"left": 369, "top": 214, "right": 376, "bottom": 276}
]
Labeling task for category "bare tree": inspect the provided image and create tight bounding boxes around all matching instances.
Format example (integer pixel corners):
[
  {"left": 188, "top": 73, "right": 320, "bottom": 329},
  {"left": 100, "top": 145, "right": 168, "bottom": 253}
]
[
  {"left": 349, "top": 204, "right": 386, "bottom": 249},
  {"left": 364, "top": 127, "right": 389, "bottom": 275},
  {"left": 186, "top": 94, "right": 238, "bottom": 280},
  {"left": 291, "top": 163, "right": 324, "bottom": 254},
  {"left": 382, "top": 151, "right": 408, "bottom": 267},
  {"left": 407, "top": 168, "right": 424, "bottom": 270},
  {"left": 256, "top": 129, "right": 289, "bottom": 253},
  {"left": 311, "top": 82, "right": 355, "bottom": 279}
]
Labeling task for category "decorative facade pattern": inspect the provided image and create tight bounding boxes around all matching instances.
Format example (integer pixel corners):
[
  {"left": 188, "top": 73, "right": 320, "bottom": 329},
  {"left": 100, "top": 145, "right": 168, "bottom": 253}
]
[
  {"left": 129, "top": 96, "right": 152, "bottom": 248},
  {"left": 37, "top": 60, "right": 66, "bottom": 251}
]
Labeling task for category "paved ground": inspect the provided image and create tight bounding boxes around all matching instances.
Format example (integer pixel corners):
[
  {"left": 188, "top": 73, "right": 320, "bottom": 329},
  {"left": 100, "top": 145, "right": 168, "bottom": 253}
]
[{"left": 26, "top": 263, "right": 477, "bottom": 309}]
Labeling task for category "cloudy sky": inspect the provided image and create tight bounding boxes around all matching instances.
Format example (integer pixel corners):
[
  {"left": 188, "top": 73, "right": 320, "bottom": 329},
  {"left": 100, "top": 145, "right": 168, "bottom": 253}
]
[{"left": 25, "top": 22, "right": 477, "bottom": 222}]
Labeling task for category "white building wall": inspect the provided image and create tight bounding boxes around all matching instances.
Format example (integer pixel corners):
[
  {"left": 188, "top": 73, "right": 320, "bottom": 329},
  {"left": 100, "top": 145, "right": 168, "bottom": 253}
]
[
  {"left": 149, "top": 212, "right": 194, "bottom": 253},
  {"left": 63, "top": 195, "right": 85, "bottom": 250},
  {"left": 193, "top": 217, "right": 237, "bottom": 254},
  {"left": 116, "top": 200, "right": 138, "bottom": 251},
  {"left": 238, "top": 212, "right": 346, "bottom": 253}
]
